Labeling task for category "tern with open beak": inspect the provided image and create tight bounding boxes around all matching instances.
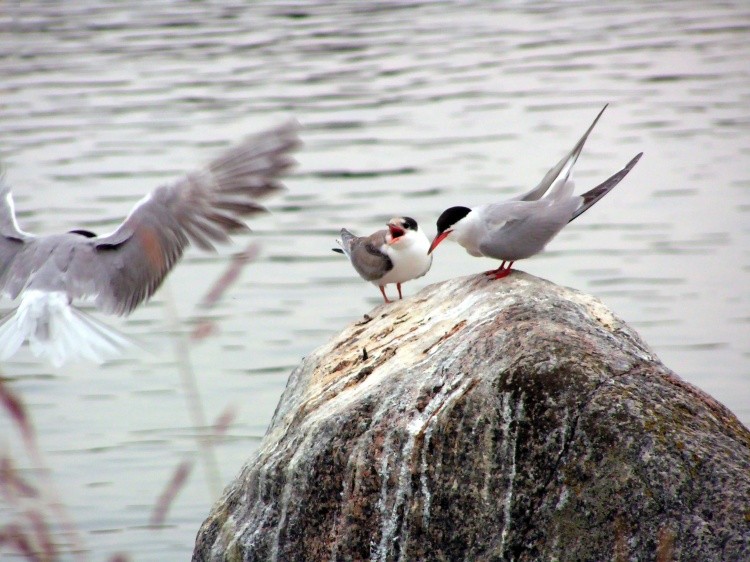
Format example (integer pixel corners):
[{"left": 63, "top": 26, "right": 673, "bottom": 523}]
[
  {"left": 428, "top": 105, "right": 643, "bottom": 278},
  {"left": 334, "top": 216, "right": 432, "bottom": 303},
  {"left": 0, "top": 120, "right": 300, "bottom": 366}
]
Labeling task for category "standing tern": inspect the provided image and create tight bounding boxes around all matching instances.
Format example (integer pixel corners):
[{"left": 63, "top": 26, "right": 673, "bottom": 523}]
[
  {"left": 428, "top": 105, "right": 643, "bottom": 278},
  {"left": 334, "top": 216, "right": 432, "bottom": 303},
  {"left": 0, "top": 120, "right": 300, "bottom": 366}
]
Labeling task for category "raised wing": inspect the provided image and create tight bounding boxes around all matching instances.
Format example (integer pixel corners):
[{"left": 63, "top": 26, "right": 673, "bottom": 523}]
[
  {"left": 71, "top": 120, "right": 300, "bottom": 315},
  {"left": 0, "top": 181, "right": 34, "bottom": 294},
  {"left": 513, "top": 104, "right": 607, "bottom": 202}
]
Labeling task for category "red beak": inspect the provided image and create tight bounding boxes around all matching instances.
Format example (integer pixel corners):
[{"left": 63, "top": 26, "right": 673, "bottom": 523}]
[
  {"left": 388, "top": 224, "right": 405, "bottom": 239},
  {"left": 428, "top": 231, "right": 450, "bottom": 254}
]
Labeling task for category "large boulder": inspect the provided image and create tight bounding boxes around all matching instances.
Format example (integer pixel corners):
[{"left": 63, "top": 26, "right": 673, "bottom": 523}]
[{"left": 193, "top": 272, "right": 750, "bottom": 562}]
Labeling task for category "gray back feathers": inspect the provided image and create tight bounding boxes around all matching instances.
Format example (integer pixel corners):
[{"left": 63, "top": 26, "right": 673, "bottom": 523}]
[{"left": 336, "top": 228, "right": 392, "bottom": 282}]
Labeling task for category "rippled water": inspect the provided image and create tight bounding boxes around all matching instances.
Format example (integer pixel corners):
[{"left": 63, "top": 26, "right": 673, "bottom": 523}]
[{"left": 1, "top": 1, "right": 749, "bottom": 559}]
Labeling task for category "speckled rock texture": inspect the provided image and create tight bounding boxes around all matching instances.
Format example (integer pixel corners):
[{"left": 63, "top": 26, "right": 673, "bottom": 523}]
[{"left": 193, "top": 272, "right": 750, "bottom": 562}]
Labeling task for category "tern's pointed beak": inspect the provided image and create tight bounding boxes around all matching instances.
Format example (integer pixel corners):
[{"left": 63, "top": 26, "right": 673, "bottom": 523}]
[{"left": 428, "top": 231, "right": 450, "bottom": 254}]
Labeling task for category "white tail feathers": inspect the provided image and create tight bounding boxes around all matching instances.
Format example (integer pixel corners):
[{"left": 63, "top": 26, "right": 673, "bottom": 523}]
[
  {"left": 548, "top": 174, "right": 576, "bottom": 202},
  {"left": 0, "top": 291, "right": 133, "bottom": 367}
]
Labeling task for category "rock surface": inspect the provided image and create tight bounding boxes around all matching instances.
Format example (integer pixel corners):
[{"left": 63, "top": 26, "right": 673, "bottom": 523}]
[{"left": 193, "top": 272, "right": 750, "bottom": 562}]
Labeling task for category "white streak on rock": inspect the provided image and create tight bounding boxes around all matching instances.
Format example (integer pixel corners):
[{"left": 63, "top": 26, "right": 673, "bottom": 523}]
[
  {"left": 499, "top": 392, "right": 524, "bottom": 557},
  {"left": 420, "top": 423, "right": 434, "bottom": 529},
  {"left": 372, "top": 374, "right": 472, "bottom": 562},
  {"left": 270, "top": 466, "right": 294, "bottom": 562}
]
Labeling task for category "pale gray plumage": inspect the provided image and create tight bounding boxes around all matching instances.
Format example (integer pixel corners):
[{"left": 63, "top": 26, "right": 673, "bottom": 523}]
[
  {"left": 429, "top": 106, "right": 643, "bottom": 279},
  {"left": 337, "top": 228, "right": 393, "bottom": 282},
  {"left": 0, "top": 120, "right": 299, "bottom": 365},
  {"left": 476, "top": 153, "right": 642, "bottom": 261}
]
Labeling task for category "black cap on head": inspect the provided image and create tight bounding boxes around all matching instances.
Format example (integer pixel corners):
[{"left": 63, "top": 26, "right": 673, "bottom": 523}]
[
  {"left": 401, "top": 216, "right": 418, "bottom": 231},
  {"left": 435, "top": 206, "right": 471, "bottom": 234}
]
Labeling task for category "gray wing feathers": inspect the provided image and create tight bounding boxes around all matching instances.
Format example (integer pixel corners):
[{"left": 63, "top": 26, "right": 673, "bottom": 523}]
[
  {"left": 2, "top": 237, "right": 85, "bottom": 298},
  {"left": 480, "top": 200, "right": 542, "bottom": 228},
  {"left": 514, "top": 104, "right": 607, "bottom": 202},
  {"left": 340, "top": 228, "right": 392, "bottom": 282},
  {"left": 570, "top": 152, "right": 643, "bottom": 222},
  {"left": 207, "top": 122, "right": 298, "bottom": 195},
  {"left": 78, "top": 120, "right": 299, "bottom": 315},
  {"left": 479, "top": 150, "right": 643, "bottom": 260},
  {"left": 479, "top": 199, "right": 580, "bottom": 260}
]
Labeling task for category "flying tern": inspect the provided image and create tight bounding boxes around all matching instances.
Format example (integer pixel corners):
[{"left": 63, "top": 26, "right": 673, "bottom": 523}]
[{"left": 0, "top": 120, "right": 300, "bottom": 366}]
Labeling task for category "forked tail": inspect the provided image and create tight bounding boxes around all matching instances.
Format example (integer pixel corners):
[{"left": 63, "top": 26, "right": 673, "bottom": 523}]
[
  {"left": 570, "top": 152, "right": 644, "bottom": 222},
  {"left": 332, "top": 228, "right": 355, "bottom": 258},
  {"left": 0, "top": 291, "right": 133, "bottom": 367}
]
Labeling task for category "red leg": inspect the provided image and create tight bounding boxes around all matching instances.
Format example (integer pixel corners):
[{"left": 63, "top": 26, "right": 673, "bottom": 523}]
[
  {"left": 490, "top": 261, "right": 515, "bottom": 279},
  {"left": 379, "top": 285, "right": 391, "bottom": 303},
  {"left": 484, "top": 261, "right": 506, "bottom": 276},
  {"left": 396, "top": 283, "right": 403, "bottom": 300}
]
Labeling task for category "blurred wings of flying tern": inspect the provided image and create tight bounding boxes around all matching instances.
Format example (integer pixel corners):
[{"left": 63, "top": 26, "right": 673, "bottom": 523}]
[{"left": 0, "top": 120, "right": 300, "bottom": 366}]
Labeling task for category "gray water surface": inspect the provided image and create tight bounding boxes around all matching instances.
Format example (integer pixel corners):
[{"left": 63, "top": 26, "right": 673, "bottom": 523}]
[{"left": 1, "top": 1, "right": 749, "bottom": 559}]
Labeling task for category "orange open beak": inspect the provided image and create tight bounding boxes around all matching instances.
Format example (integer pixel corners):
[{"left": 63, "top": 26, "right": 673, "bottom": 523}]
[{"left": 428, "top": 231, "right": 450, "bottom": 254}]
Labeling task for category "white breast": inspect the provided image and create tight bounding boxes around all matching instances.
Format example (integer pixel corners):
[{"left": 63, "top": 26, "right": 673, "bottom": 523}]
[
  {"left": 377, "top": 229, "right": 433, "bottom": 285},
  {"left": 450, "top": 209, "right": 490, "bottom": 257}
]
